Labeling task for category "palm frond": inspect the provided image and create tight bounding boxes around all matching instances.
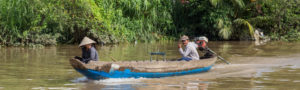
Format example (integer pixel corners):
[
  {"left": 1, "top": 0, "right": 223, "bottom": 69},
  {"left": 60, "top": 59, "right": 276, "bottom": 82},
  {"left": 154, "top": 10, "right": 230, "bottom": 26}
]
[
  {"left": 209, "top": 0, "right": 222, "bottom": 7},
  {"left": 231, "top": 0, "right": 245, "bottom": 8},
  {"left": 219, "top": 26, "right": 232, "bottom": 39},
  {"left": 217, "top": 19, "right": 224, "bottom": 29},
  {"left": 233, "top": 18, "right": 254, "bottom": 37}
]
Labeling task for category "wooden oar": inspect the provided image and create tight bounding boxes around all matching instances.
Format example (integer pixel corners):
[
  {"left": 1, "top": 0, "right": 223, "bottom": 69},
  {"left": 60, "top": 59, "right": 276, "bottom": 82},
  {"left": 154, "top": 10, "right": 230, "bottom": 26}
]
[
  {"left": 207, "top": 48, "right": 231, "bottom": 64},
  {"left": 103, "top": 52, "right": 117, "bottom": 62},
  {"left": 110, "top": 56, "right": 117, "bottom": 62}
]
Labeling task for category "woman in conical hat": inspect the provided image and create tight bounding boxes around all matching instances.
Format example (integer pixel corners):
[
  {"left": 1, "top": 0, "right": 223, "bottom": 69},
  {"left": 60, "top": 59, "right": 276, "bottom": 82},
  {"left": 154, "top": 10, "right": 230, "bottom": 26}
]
[{"left": 76, "top": 37, "right": 99, "bottom": 63}]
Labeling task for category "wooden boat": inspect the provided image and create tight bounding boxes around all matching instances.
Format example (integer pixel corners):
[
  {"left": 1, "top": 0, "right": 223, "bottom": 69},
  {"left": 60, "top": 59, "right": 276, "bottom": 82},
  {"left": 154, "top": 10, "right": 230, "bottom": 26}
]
[{"left": 69, "top": 56, "right": 217, "bottom": 80}]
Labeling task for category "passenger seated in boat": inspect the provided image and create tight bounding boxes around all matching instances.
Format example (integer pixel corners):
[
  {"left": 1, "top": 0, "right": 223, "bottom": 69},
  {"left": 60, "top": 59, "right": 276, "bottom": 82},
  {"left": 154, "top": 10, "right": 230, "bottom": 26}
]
[
  {"left": 194, "top": 36, "right": 215, "bottom": 59},
  {"left": 75, "top": 37, "right": 99, "bottom": 63},
  {"left": 178, "top": 35, "right": 200, "bottom": 61}
]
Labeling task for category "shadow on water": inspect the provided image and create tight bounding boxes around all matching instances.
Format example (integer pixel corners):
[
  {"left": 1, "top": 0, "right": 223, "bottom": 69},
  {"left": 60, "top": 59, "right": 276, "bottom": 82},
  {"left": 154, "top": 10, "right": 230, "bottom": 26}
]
[{"left": 0, "top": 41, "right": 300, "bottom": 89}]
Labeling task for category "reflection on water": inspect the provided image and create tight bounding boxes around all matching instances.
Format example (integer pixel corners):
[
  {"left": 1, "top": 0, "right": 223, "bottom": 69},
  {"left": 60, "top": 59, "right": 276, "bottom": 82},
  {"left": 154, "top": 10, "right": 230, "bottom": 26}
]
[
  {"left": 0, "top": 41, "right": 300, "bottom": 89},
  {"left": 209, "top": 66, "right": 300, "bottom": 90}
]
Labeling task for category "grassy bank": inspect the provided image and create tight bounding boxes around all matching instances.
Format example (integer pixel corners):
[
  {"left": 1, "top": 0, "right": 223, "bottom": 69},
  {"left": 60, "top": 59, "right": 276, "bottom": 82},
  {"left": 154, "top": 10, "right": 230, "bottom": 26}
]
[{"left": 0, "top": 0, "right": 175, "bottom": 46}]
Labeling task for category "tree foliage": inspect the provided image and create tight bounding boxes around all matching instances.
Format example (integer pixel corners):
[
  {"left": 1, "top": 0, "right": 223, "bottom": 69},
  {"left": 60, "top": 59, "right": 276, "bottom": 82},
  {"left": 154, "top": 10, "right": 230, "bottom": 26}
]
[
  {"left": 175, "top": 0, "right": 300, "bottom": 40},
  {"left": 0, "top": 0, "right": 299, "bottom": 46}
]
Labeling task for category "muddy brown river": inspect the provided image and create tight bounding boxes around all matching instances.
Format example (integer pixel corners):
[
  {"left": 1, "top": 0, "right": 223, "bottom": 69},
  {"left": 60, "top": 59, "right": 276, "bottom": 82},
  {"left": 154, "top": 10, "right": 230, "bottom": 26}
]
[{"left": 0, "top": 41, "right": 300, "bottom": 90}]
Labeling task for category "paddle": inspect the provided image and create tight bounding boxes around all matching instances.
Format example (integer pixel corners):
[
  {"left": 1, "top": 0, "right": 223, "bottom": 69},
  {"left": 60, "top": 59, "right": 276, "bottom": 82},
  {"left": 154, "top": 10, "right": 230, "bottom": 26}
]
[
  {"left": 206, "top": 48, "right": 231, "bottom": 64},
  {"left": 110, "top": 56, "right": 117, "bottom": 62},
  {"left": 103, "top": 52, "right": 117, "bottom": 62}
]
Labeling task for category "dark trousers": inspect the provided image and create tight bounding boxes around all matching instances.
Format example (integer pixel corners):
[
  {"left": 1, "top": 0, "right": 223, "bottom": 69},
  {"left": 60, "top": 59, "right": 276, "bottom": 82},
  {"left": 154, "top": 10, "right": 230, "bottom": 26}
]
[
  {"left": 178, "top": 57, "right": 192, "bottom": 61},
  {"left": 200, "top": 53, "right": 215, "bottom": 59},
  {"left": 75, "top": 56, "right": 89, "bottom": 63}
]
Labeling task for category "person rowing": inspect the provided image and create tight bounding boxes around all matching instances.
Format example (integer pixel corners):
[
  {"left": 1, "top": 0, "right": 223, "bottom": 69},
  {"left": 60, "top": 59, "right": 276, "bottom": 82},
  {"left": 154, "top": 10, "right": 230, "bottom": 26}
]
[
  {"left": 75, "top": 37, "right": 99, "bottom": 63},
  {"left": 194, "top": 36, "right": 231, "bottom": 64},
  {"left": 194, "top": 36, "right": 215, "bottom": 59},
  {"left": 178, "top": 35, "right": 200, "bottom": 61}
]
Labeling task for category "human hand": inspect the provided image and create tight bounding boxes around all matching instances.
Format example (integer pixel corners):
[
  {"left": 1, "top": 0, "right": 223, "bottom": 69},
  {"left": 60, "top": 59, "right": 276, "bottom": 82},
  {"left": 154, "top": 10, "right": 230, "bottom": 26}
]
[{"left": 178, "top": 43, "right": 182, "bottom": 48}]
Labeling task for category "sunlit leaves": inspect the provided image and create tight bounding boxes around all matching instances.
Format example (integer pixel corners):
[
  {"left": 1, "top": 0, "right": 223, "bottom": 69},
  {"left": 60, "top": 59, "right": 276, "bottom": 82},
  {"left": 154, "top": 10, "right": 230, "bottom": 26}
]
[
  {"left": 232, "top": 0, "right": 245, "bottom": 8},
  {"left": 94, "top": 0, "right": 174, "bottom": 42},
  {"left": 209, "top": 0, "right": 221, "bottom": 7},
  {"left": 209, "top": 0, "right": 245, "bottom": 8},
  {"left": 219, "top": 26, "right": 232, "bottom": 39},
  {"left": 233, "top": 18, "right": 254, "bottom": 37}
]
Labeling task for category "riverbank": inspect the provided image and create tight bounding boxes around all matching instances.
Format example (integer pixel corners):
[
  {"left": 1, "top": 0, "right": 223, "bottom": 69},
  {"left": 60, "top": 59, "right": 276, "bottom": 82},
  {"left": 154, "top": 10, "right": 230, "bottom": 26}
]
[{"left": 1, "top": 0, "right": 299, "bottom": 46}]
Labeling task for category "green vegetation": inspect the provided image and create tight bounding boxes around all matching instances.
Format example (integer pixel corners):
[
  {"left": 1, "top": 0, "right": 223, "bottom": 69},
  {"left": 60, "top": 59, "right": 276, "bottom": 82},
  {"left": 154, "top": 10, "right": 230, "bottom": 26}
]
[
  {"left": 0, "top": 0, "right": 175, "bottom": 46},
  {"left": 175, "top": 0, "right": 300, "bottom": 40},
  {"left": 0, "top": 0, "right": 299, "bottom": 46}
]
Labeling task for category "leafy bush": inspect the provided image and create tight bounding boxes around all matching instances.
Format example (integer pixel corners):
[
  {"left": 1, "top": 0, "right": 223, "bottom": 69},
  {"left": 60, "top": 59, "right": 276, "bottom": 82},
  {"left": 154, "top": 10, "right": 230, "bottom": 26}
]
[{"left": 0, "top": 0, "right": 299, "bottom": 46}]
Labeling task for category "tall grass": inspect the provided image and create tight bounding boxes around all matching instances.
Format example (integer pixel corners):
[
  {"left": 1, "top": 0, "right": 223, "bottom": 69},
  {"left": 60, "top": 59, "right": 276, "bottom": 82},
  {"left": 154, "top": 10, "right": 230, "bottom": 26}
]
[
  {"left": 0, "top": 0, "right": 176, "bottom": 46},
  {"left": 0, "top": 0, "right": 64, "bottom": 46},
  {"left": 93, "top": 0, "right": 175, "bottom": 42}
]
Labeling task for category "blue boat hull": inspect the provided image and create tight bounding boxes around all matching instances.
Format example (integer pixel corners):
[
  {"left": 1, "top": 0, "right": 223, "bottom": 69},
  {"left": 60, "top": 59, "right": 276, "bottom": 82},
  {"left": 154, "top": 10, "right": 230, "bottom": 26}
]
[{"left": 75, "top": 65, "right": 213, "bottom": 80}]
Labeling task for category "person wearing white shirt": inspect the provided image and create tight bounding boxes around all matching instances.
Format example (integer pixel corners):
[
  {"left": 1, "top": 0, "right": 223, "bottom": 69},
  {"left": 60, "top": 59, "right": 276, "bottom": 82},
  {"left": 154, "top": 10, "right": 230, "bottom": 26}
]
[{"left": 178, "top": 35, "right": 200, "bottom": 61}]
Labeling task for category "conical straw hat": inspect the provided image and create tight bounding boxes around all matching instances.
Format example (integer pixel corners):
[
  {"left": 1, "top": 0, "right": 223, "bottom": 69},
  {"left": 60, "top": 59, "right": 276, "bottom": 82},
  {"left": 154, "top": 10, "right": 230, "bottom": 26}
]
[{"left": 79, "top": 37, "right": 96, "bottom": 47}]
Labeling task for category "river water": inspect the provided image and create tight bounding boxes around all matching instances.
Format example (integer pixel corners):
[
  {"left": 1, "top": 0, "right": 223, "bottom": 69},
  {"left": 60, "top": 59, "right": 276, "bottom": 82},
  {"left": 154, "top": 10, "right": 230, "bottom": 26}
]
[{"left": 0, "top": 41, "right": 300, "bottom": 90}]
